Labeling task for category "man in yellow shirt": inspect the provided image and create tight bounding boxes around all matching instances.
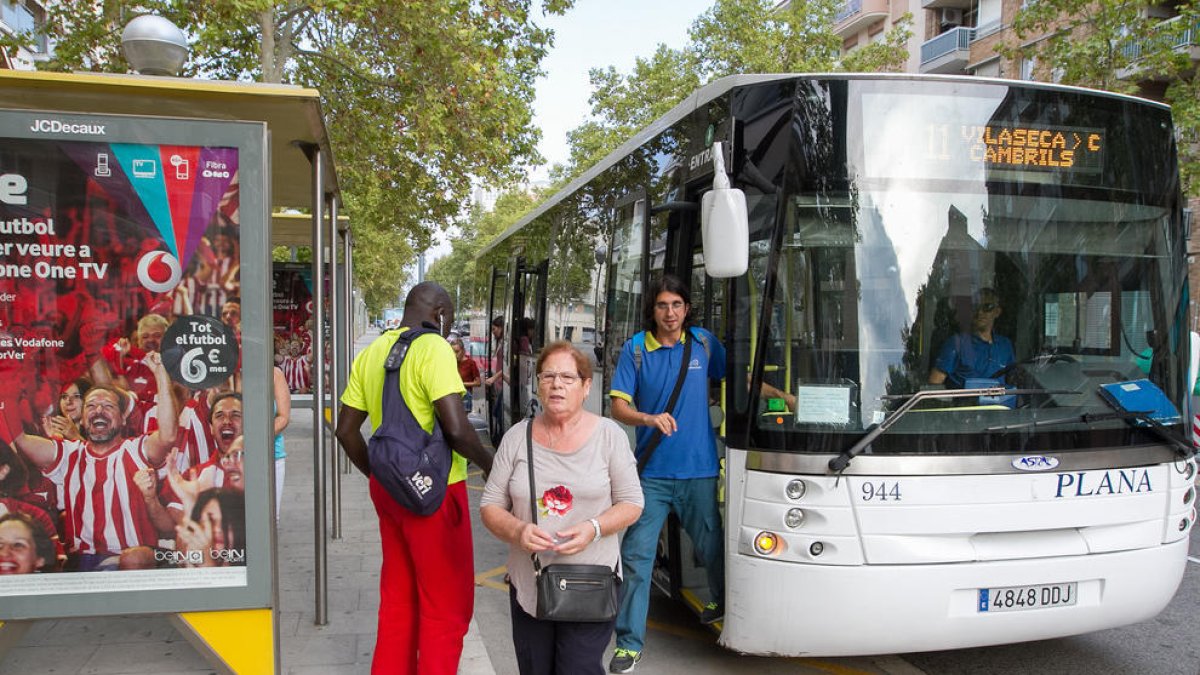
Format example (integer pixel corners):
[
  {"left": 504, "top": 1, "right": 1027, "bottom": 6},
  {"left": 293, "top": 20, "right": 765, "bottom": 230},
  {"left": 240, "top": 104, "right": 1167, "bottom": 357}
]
[{"left": 336, "top": 281, "right": 493, "bottom": 675}]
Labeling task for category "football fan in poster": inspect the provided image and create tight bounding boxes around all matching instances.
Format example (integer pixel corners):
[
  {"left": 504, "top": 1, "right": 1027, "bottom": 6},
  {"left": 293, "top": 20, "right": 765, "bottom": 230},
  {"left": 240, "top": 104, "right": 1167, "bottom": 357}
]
[
  {"left": 0, "top": 138, "right": 249, "bottom": 593},
  {"left": 272, "top": 265, "right": 314, "bottom": 394}
]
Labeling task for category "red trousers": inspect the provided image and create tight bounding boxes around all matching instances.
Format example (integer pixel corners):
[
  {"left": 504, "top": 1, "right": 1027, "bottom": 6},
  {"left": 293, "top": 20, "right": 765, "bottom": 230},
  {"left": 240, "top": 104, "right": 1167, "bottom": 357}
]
[{"left": 369, "top": 478, "right": 474, "bottom": 675}]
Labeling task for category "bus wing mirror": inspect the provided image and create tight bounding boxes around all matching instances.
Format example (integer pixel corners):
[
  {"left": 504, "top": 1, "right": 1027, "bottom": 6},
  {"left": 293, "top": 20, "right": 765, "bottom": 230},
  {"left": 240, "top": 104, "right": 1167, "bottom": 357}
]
[{"left": 701, "top": 141, "right": 748, "bottom": 278}]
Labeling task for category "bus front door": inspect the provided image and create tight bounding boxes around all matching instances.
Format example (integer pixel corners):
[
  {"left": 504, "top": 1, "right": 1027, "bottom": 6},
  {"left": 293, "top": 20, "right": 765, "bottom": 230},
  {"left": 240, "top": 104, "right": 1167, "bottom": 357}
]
[
  {"left": 509, "top": 257, "right": 549, "bottom": 425},
  {"left": 486, "top": 266, "right": 510, "bottom": 447}
]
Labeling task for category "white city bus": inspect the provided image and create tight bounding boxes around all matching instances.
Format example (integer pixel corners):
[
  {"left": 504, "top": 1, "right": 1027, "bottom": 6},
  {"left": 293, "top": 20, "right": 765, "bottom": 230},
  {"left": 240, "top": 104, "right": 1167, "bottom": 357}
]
[{"left": 476, "top": 74, "right": 1197, "bottom": 656}]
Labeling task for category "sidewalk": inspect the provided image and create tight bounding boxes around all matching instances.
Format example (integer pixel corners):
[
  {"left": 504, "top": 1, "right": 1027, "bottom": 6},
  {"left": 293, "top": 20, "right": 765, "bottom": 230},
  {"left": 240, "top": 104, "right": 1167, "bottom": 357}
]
[{"left": 0, "top": 327, "right": 498, "bottom": 675}]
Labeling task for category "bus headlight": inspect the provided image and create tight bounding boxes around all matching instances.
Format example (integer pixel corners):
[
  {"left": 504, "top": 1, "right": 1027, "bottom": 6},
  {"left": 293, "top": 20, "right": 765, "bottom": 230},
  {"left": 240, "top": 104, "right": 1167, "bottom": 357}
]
[
  {"left": 809, "top": 541, "right": 824, "bottom": 556},
  {"left": 785, "top": 508, "right": 805, "bottom": 529},
  {"left": 785, "top": 479, "right": 806, "bottom": 501},
  {"left": 1185, "top": 487, "right": 1195, "bottom": 505},
  {"left": 754, "top": 531, "right": 779, "bottom": 555}
]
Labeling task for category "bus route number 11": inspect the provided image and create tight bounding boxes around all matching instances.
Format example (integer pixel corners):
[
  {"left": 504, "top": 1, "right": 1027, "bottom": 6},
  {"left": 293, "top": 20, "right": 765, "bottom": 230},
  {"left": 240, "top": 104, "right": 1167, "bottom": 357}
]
[{"left": 860, "top": 481, "right": 902, "bottom": 502}]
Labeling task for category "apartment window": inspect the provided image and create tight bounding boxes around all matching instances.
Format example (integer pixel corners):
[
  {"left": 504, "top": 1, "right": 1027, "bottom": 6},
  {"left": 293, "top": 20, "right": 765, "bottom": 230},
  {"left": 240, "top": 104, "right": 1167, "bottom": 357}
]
[
  {"left": 974, "top": 60, "right": 1001, "bottom": 77},
  {"left": 1020, "top": 56, "right": 1037, "bottom": 80}
]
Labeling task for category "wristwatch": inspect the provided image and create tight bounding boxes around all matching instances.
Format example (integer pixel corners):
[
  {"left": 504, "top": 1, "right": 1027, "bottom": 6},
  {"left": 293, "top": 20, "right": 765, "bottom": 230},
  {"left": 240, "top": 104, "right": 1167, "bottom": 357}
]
[{"left": 589, "top": 517, "right": 602, "bottom": 543}]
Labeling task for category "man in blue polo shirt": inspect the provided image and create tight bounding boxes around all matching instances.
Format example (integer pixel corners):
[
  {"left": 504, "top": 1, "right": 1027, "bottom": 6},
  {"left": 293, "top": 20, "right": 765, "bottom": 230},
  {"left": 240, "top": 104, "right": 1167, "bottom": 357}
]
[
  {"left": 607, "top": 274, "right": 726, "bottom": 674},
  {"left": 929, "top": 287, "right": 1015, "bottom": 388}
]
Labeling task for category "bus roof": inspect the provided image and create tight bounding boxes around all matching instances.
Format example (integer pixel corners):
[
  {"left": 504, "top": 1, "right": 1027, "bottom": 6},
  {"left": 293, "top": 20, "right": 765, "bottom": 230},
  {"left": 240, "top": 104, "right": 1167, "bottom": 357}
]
[
  {"left": 477, "top": 72, "right": 1168, "bottom": 259},
  {"left": 0, "top": 68, "right": 340, "bottom": 245}
]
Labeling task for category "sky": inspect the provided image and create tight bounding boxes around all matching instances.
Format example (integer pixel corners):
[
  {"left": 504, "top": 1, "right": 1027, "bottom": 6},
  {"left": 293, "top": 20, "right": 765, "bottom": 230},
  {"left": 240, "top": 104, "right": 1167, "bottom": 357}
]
[
  {"left": 422, "top": 0, "right": 712, "bottom": 267},
  {"left": 529, "top": 0, "right": 713, "bottom": 180}
]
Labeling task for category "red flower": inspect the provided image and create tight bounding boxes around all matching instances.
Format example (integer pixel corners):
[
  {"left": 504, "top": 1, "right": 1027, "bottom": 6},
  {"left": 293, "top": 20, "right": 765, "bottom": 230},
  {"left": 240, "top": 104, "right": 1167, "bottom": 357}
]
[{"left": 539, "top": 485, "right": 573, "bottom": 517}]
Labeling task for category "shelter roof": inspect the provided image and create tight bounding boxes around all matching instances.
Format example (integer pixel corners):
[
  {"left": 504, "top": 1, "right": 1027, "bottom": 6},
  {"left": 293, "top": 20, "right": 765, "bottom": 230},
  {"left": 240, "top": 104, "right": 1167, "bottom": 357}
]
[{"left": 0, "top": 69, "right": 341, "bottom": 243}]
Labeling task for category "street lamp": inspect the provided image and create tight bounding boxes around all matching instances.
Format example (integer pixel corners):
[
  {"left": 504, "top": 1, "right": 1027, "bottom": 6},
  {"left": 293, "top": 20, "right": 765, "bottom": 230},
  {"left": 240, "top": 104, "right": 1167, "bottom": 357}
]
[{"left": 121, "top": 15, "right": 189, "bottom": 76}]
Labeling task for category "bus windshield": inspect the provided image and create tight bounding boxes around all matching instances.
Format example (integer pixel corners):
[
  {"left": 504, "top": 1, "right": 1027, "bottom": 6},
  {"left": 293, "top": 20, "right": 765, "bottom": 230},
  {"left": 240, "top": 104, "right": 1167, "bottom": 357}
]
[{"left": 739, "top": 79, "right": 1187, "bottom": 455}]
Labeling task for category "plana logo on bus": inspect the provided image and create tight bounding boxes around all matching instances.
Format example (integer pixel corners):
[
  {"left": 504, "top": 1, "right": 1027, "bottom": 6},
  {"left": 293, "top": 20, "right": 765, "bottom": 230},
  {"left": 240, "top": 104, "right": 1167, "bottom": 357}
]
[{"left": 1012, "top": 455, "right": 1059, "bottom": 471}]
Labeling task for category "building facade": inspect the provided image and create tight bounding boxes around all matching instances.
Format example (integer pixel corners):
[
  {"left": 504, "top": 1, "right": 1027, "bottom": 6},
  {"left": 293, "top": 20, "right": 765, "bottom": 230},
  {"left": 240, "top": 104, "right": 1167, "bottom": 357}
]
[{"left": 0, "top": 0, "right": 49, "bottom": 70}]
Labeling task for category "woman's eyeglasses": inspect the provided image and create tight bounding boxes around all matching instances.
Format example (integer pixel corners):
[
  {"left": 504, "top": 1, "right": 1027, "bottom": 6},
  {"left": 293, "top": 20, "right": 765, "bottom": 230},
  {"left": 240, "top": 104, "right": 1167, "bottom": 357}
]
[{"left": 537, "top": 372, "right": 580, "bottom": 385}]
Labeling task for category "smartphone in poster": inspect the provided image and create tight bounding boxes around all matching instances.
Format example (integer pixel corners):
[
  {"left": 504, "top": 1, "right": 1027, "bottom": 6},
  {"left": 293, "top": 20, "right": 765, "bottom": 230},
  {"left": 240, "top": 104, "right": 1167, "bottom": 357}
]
[{"left": 0, "top": 122, "right": 253, "bottom": 598}]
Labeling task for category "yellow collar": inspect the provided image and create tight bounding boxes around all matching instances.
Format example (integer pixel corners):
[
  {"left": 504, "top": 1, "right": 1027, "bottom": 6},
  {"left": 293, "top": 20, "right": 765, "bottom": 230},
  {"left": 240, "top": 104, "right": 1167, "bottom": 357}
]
[{"left": 646, "top": 330, "right": 687, "bottom": 352}]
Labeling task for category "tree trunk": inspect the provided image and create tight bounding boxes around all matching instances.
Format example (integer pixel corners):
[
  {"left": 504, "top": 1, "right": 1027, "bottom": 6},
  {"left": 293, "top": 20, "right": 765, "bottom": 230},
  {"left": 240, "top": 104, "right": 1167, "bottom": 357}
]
[{"left": 260, "top": 9, "right": 278, "bottom": 82}]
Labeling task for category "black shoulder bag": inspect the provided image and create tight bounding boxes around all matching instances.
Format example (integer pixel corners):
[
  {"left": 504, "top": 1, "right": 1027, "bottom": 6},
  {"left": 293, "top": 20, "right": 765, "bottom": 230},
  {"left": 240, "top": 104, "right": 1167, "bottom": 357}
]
[
  {"left": 367, "top": 327, "right": 452, "bottom": 516},
  {"left": 526, "top": 419, "right": 620, "bottom": 622},
  {"left": 635, "top": 331, "right": 693, "bottom": 474}
]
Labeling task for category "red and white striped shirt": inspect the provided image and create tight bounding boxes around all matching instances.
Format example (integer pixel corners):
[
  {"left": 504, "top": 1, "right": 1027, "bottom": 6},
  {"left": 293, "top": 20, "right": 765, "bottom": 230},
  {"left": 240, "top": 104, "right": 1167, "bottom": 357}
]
[
  {"left": 44, "top": 437, "right": 160, "bottom": 556},
  {"left": 145, "top": 400, "right": 214, "bottom": 474}
]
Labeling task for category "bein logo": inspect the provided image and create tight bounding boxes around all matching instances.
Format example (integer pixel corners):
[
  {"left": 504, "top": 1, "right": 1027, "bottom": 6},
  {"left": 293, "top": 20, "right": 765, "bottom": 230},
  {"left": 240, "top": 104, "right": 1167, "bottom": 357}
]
[{"left": 155, "top": 549, "right": 204, "bottom": 565}]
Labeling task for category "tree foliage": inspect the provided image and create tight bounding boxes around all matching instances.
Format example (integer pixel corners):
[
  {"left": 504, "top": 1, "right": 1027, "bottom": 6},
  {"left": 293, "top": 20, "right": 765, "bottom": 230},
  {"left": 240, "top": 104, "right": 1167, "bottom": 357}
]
[
  {"left": 998, "top": 0, "right": 1200, "bottom": 193},
  {"left": 426, "top": 189, "right": 541, "bottom": 313},
  {"left": 556, "top": 0, "right": 911, "bottom": 184},
  {"left": 18, "top": 1, "right": 572, "bottom": 316}
]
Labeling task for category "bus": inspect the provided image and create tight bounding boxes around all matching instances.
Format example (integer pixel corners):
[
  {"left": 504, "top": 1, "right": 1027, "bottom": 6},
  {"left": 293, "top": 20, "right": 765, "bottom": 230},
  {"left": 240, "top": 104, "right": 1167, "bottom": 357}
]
[
  {"left": 475, "top": 74, "right": 1198, "bottom": 656},
  {"left": 383, "top": 306, "right": 402, "bottom": 330}
]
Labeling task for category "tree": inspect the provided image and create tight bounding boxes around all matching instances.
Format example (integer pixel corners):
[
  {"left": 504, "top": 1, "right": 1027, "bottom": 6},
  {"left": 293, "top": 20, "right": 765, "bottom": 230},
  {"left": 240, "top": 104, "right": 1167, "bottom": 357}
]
[
  {"left": 427, "top": 189, "right": 541, "bottom": 313},
  {"left": 15, "top": 1, "right": 573, "bottom": 316},
  {"left": 998, "top": 0, "right": 1200, "bottom": 193},
  {"left": 552, "top": 0, "right": 911, "bottom": 184}
]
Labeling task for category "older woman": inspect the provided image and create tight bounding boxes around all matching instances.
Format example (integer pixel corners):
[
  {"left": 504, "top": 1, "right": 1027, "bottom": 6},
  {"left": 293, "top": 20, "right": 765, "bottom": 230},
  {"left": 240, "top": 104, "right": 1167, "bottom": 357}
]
[{"left": 481, "top": 341, "right": 642, "bottom": 675}]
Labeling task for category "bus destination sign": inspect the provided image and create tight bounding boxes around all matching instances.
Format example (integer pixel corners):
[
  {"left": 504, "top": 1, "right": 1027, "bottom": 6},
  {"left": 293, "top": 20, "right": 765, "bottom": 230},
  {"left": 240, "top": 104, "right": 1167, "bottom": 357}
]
[{"left": 924, "top": 123, "right": 1105, "bottom": 174}]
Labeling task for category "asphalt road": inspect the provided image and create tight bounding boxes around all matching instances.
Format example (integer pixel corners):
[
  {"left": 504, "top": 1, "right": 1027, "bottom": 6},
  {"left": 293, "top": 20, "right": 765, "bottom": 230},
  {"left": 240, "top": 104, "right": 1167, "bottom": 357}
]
[{"left": 465, "top": 468, "right": 1200, "bottom": 675}]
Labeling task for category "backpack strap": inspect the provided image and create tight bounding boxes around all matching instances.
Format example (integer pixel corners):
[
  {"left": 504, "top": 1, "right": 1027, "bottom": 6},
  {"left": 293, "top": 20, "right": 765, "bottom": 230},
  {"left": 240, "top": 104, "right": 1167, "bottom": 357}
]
[
  {"left": 632, "top": 331, "right": 645, "bottom": 376},
  {"left": 377, "top": 327, "right": 439, "bottom": 433}
]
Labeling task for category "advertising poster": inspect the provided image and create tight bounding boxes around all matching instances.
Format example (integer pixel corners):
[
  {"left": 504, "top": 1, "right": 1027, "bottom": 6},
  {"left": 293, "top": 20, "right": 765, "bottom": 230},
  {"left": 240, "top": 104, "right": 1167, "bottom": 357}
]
[
  {"left": 0, "top": 122, "right": 252, "bottom": 598},
  {"left": 272, "top": 264, "right": 314, "bottom": 394}
]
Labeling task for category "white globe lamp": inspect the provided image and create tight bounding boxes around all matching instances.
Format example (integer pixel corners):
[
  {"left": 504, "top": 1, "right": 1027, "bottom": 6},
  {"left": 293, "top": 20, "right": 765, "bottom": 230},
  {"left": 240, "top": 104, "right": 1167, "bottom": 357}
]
[{"left": 121, "top": 15, "right": 189, "bottom": 76}]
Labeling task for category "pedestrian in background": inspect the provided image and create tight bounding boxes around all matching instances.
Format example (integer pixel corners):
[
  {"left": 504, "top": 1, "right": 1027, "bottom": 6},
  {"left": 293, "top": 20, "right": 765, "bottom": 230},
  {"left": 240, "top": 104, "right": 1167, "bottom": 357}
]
[
  {"left": 449, "top": 334, "right": 481, "bottom": 414},
  {"left": 271, "top": 364, "right": 290, "bottom": 520}
]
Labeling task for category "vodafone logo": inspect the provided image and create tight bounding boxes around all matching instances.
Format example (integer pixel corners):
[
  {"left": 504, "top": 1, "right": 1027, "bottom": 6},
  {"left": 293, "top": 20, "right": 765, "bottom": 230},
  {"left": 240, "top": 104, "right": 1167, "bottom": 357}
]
[
  {"left": 305, "top": 300, "right": 314, "bottom": 314},
  {"left": 137, "top": 251, "right": 182, "bottom": 293}
]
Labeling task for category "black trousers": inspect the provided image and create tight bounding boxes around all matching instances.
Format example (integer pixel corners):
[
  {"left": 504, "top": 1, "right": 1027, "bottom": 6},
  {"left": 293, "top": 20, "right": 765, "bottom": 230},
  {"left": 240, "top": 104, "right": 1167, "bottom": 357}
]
[{"left": 509, "top": 584, "right": 615, "bottom": 675}]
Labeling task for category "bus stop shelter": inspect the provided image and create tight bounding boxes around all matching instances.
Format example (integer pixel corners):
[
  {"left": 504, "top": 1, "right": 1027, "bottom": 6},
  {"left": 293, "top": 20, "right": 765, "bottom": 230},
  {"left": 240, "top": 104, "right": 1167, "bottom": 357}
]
[{"left": 0, "top": 68, "right": 354, "bottom": 671}]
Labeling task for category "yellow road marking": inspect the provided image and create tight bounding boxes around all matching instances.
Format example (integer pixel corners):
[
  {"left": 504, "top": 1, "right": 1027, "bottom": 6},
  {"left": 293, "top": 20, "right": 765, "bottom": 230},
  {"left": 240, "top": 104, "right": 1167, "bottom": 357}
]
[{"left": 475, "top": 565, "right": 508, "bottom": 591}]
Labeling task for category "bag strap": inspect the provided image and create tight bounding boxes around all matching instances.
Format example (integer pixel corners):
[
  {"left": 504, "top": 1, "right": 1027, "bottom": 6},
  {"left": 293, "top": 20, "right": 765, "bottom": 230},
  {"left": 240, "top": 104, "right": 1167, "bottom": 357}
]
[
  {"left": 376, "top": 327, "right": 437, "bottom": 435},
  {"left": 525, "top": 416, "right": 542, "bottom": 573},
  {"left": 636, "top": 330, "right": 693, "bottom": 475}
]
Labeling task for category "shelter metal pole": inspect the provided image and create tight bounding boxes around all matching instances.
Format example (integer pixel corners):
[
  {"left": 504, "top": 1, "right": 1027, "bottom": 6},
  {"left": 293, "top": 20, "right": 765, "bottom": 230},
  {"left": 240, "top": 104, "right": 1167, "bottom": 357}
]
[
  {"left": 311, "top": 148, "right": 329, "bottom": 626},
  {"left": 342, "top": 227, "right": 355, "bottom": 474},
  {"left": 329, "top": 196, "right": 342, "bottom": 540}
]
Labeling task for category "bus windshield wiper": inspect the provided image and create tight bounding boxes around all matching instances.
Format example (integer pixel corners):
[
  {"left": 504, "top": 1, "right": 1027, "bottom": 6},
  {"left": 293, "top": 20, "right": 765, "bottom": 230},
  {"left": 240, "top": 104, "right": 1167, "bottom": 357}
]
[
  {"left": 828, "top": 386, "right": 1008, "bottom": 473},
  {"left": 988, "top": 408, "right": 1196, "bottom": 458}
]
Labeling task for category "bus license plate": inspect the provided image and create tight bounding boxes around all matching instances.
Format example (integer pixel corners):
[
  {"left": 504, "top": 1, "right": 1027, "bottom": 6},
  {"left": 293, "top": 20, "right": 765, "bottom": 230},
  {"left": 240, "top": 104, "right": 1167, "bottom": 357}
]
[{"left": 978, "top": 582, "right": 1077, "bottom": 612}]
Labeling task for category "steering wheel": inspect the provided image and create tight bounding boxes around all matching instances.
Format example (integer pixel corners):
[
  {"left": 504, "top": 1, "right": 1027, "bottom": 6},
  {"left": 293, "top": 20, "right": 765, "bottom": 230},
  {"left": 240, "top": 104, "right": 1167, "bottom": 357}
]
[{"left": 989, "top": 353, "right": 1077, "bottom": 380}]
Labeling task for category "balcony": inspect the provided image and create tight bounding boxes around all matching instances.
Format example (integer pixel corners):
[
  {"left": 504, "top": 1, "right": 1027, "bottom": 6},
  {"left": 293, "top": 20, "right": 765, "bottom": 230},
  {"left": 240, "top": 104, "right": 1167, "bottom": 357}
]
[
  {"left": 0, "top": 1, "right": 47, "bottom": 53},
  {"left": 1119, "top": 15, "right": 1200, "bottom": 62},
  {"left": 922, "top": 0, "right": 972, "bottom": 10},
  {"left": 834, "top": 0, "right": 891, "bottom": 37},
  {"left": 920, "top": 26, "right": 976, "bottom": 73}
]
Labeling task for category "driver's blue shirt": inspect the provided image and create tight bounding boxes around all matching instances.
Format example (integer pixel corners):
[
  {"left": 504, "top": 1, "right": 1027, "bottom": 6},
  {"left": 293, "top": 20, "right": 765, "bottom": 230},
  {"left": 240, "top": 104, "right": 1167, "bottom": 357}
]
[{"left": 934, "top": 332, "right": 1015, "bottom": 388}]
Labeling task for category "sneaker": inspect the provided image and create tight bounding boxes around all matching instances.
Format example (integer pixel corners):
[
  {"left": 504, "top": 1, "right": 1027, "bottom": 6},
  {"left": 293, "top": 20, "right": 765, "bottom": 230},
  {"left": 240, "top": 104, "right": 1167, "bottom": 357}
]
[
  {"left": 700, "top": 601, "right": 724, "bottom": 624},
  {"left": 608, "top": 648, "right": 641, "bottom": 673}
]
